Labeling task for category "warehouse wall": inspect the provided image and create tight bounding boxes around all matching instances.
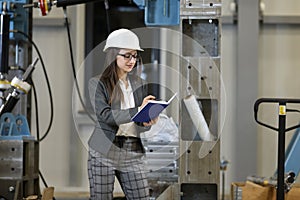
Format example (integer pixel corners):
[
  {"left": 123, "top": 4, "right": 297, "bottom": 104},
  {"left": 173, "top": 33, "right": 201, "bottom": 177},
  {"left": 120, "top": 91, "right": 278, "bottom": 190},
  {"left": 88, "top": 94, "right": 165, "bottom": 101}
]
[{"left": 258, "top": 23, "right": 300, "bottom": 177}]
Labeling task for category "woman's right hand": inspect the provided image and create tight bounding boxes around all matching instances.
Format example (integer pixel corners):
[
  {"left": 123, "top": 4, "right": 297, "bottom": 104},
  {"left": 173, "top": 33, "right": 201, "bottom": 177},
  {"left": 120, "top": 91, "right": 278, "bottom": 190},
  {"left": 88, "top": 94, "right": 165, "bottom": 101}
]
[{"left": 140, "top": 95, "right": 156, "bottom": 108}]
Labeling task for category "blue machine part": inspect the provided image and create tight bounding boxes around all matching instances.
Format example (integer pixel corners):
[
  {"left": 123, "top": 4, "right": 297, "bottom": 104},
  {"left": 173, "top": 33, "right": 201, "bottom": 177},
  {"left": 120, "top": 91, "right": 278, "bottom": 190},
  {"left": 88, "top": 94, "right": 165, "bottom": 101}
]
[
  {"left": 284, "top": 127, "right": 300, "bottom": 179},
  {"left": 0, "top": 0, "right": 31, "bottom": 40},
  {"left": 0, "top": 113, "right": 32, "bottom": 140},
  {"left": 134, "top": 0, "right": 180, "bottom": 26},
  {"left": 133, "top": 0, "right": 145, "bottom": 9},
  {"left": 145, "top": 0, "right": 179, "bottom": 26}
]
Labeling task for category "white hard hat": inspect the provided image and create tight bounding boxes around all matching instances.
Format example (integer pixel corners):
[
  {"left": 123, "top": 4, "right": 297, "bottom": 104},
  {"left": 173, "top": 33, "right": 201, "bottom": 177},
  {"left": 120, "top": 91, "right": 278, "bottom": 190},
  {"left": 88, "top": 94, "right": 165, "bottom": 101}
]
[{"left": 103, "top": 28, "right": 144, "bottom": 52}]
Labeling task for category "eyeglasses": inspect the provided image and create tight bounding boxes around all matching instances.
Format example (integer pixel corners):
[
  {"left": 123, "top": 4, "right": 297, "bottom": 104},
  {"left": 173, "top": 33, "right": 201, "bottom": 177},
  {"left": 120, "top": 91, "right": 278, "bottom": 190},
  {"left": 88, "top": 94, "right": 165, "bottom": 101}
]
[{"left": 117, "top": 53, "right": 139, "bottom": 61}]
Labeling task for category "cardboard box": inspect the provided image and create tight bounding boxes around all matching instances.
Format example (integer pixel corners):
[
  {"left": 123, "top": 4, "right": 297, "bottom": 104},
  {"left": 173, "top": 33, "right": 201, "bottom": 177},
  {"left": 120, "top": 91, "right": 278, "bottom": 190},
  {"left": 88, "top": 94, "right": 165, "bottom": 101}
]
[
  {"left": 231, "top": 182, "right": 300, "bottom": 200},
  {"left": 231, "top": 181, "right": 272, "bottom": 200}
]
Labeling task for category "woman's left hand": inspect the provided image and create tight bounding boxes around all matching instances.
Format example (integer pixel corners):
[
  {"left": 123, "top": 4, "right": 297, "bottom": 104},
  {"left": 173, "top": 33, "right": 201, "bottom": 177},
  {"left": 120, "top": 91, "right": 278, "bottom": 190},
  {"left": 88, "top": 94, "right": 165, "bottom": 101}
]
[{"left": 143, "top": 117, "right": 158, "bottom": 126}]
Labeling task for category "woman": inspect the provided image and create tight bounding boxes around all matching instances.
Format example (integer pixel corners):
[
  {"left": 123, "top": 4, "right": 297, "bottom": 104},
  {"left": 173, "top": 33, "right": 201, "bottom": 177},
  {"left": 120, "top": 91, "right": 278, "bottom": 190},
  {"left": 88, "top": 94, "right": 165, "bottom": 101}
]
[{"left": 88, "top": 28, "right": 157, "bottom": 200}]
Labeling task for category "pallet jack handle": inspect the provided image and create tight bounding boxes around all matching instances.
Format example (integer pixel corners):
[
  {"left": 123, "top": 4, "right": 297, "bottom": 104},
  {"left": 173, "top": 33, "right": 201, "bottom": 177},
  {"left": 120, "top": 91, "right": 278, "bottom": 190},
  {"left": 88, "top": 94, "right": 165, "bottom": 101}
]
[{"left": 254, "top": 98, "right": 300, "bottom": 200}]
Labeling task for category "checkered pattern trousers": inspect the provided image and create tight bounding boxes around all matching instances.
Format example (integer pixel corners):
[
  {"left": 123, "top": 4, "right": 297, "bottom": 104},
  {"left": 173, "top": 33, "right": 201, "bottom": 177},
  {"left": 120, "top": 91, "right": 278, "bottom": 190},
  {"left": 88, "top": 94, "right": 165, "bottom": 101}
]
[{"left": 88, "top": 136, "right": 149, "bottom": 200}]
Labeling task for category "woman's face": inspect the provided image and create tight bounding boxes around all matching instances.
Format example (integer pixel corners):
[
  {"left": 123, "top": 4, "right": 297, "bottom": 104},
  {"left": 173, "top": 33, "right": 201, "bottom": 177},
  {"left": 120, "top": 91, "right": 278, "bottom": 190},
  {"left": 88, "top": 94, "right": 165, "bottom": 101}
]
[{"left": 116, "top": 49, "right": 138, "bottom": 76}]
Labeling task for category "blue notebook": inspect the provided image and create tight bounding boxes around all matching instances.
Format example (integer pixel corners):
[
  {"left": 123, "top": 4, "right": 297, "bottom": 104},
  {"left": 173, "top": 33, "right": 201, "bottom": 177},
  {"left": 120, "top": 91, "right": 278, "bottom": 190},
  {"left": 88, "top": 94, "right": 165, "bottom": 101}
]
[{"left": 131, "top": 93, "right": 177, "bottom": 123}]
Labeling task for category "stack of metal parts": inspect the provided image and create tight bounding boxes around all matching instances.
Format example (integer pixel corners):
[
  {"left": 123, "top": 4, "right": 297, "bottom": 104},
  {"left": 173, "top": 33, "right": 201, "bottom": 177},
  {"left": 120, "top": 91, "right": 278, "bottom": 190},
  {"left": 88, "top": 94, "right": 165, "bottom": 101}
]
[
  {"left": 0, "top": 114, "right": 39, "bottom": 199},
  {"left": 142, "top": 139, "right": 179, "bottom": 198}
]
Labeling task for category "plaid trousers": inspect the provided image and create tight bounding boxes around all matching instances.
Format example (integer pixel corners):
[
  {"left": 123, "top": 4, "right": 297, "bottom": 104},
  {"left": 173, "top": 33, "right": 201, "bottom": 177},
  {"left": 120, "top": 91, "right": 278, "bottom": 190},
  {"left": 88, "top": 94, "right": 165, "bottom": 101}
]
[{"left": 88, "top": 136, "right": 149, "bottom": 200}]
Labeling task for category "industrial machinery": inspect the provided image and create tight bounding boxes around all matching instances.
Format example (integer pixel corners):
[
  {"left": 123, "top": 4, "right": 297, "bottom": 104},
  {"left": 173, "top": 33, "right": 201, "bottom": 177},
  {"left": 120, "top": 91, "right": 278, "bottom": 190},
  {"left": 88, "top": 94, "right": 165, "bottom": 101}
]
[
  {"left": 0, "top": 0, "right": 39, "bottom": 199},
  {"left": 0, "top": 0, "right": 32, "bottom": 116},
  {"left": 0, "top": 0, "right": 223, "bottom": 199},
  {"left": 0, "top": 59, "right": 39, "bottom": 200}
]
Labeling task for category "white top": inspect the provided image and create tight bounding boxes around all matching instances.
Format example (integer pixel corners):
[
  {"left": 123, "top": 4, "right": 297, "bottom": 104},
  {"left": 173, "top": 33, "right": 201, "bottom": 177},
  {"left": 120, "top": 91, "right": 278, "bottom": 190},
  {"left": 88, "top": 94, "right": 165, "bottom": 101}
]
[{"left": 116, "top": 79, "right": 137, "bottom": 137}]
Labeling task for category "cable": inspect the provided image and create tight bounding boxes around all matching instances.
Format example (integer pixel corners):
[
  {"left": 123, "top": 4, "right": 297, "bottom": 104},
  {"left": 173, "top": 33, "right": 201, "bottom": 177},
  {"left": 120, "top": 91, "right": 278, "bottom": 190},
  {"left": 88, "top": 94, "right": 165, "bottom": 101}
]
[
  {"left": 287, "top": 108, "right": 300, "bottom": 113},
  {"left": 63, "top": 7, "right": 96, "bottom": 123},
  {"left": 104, "top": 0, "right": 111, "bottom": 34},
  {"left": 10, "top": 30, "right": 54, "bottom": 142},
  {"left": 32, "top": 82, "right": 40, "bottom": 141},
  {"left": 39, "top": 170, "right": 48, "bottom": 188}
]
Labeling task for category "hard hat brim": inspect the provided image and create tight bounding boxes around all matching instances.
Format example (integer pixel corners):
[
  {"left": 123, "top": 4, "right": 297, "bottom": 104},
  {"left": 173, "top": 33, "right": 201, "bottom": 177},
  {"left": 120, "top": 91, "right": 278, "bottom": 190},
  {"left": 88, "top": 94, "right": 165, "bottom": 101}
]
[{"left": 103, "top": 46, "right": 144, "bottom": 52}]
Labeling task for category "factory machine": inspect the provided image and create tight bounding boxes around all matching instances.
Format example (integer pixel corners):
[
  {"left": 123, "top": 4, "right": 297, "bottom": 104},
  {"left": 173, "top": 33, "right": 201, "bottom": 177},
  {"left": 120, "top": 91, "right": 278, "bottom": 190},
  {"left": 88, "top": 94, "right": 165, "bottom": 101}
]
[
  {"left": 0, "top": 0, "right": 222, "bottom": 199},
  {"left": 0, "top": 0, "right": 41, "bottom": 199}
]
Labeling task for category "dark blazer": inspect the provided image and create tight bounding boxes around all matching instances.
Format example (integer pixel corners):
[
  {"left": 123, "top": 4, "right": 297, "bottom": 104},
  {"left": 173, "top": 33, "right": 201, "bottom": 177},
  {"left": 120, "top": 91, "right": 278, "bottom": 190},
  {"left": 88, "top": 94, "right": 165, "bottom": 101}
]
[{"left": 88, "top": 74, "right": 150, "bottom": 155}]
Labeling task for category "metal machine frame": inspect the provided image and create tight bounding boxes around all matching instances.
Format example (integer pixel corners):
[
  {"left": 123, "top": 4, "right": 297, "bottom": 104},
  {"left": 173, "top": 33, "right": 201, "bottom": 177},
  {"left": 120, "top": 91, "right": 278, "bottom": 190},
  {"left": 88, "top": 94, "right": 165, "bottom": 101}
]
[
  {"left": 146, "top": 1, "right": 222, "bottom": 199},
  {"left": 0, "top": 0, "right": 38, "bottom": 199},
  {"left": 178, "top": 1, "right": 221, "bottom": 199}
]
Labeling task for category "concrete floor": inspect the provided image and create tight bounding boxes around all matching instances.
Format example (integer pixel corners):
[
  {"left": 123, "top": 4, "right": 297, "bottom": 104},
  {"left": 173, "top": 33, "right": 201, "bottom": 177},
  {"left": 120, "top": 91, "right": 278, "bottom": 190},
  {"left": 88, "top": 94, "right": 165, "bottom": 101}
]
[
  {"left": 53, "top": 196, "right": 230, "bottom": 200},
  {"left": 53, "top": 194, "right": 231, "bottom": 200},
  {"left": 49, "top": 187, "right": 231, "bottom": 200},
  {"left": 54, "top": 197, "right": 125, "bottom": 200},
  {"left": 53, "top": 192, "right": 126, "bottom": 200}
]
